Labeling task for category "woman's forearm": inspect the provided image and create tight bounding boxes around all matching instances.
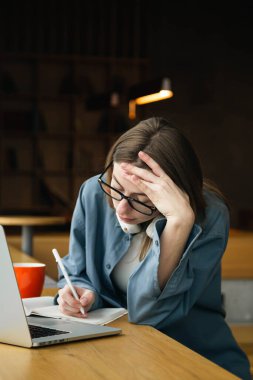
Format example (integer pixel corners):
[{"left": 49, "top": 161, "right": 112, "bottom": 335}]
[{"left": 158, "top": 215, "right": 194, "bottom": 289}]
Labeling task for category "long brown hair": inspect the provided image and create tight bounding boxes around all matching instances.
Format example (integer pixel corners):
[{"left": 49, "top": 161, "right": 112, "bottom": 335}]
[{"left": 104, "top": 117, "right": 225, "bottom": 259}]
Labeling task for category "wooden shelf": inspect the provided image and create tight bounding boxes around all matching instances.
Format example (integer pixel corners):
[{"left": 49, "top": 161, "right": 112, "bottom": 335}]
[
  {"left": 0, "top": 53, "right": 147, "bottom": 213},
  {"left": 0, "top": 52, "right": 148, "bottom": 64}
]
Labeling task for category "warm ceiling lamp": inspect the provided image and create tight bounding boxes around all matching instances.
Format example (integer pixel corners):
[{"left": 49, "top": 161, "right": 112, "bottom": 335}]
[{"left": 128, "top": 77, "right": 173, "bottom": 119}]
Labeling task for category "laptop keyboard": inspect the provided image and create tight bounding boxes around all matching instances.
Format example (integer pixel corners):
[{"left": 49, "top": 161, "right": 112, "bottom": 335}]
[{"left": 29, "top": 324, "right": 69, "bottom": 338}]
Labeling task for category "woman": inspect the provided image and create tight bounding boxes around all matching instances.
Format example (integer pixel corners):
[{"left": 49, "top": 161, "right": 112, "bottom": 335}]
[{"left": 57, "top": 117, "right": 250, "bottom": 379}]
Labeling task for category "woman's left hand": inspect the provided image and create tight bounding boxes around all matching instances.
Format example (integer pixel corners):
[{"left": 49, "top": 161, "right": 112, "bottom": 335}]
[{"left": 120, "top": 151, "right": 195, "bottom": 225}]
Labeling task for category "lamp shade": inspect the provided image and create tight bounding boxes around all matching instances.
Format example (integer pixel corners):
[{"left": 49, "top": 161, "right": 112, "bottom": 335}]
[{"left": 128, "top": 77, "right": 173, "bottom": 119}]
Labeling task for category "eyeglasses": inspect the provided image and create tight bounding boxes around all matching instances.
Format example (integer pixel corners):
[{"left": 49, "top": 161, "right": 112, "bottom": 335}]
[{"left": 98, "top": 163, "right": 157, "bottom": 216}]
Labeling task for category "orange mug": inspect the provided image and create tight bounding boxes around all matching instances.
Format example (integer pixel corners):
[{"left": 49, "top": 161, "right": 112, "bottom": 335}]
[{"left": 13, "top": 263, "right": 46, "bottom": 298}]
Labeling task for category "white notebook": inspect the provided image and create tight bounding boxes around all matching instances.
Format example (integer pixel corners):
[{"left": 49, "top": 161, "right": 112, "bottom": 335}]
[{"left": 23, "top": 297, "right": 127, "bottom": 325}]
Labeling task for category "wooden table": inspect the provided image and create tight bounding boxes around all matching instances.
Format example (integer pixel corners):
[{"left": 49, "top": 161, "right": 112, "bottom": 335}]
[
  {"left": 0, "top": 216, "right": 68, "bottom": 256},
  {"left": 9, "top": 245, "right": 39, "bottom": 263},
  {"left": 4, "top": 247, "right": 239, "bottom": 380},
  {"left": 222, "top": 229, "right": 253, "bottom": 279}
]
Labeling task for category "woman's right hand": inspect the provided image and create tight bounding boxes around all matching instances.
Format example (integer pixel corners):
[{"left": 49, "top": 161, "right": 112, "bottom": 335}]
[{"left": 58, "top": 284, "right": 95, "bottom": 318}]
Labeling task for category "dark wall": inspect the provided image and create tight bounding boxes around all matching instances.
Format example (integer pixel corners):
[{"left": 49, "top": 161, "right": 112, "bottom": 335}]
[
  {"left": 142, "top": 3, "right": 253, "bottom": 227},
  {"left": 1, "top": 1, "right": 252, "bottom": 227}
]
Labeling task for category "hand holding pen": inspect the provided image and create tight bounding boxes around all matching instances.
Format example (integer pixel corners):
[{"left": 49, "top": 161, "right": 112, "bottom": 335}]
[{"left": 52, "top": 248, "right": 95, "bottom": 317}]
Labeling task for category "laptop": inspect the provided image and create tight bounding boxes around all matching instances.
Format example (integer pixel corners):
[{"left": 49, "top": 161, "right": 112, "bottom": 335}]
[{"left": 0, "top": 225, "right": 121, "bottom": 348}]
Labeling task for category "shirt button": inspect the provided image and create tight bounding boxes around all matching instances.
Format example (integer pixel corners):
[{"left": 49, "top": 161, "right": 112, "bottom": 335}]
[
  {"left": 106, "top": 264, "right": 111, "bottom": 270},
  {"left": 125, "top": 235, "right": 130, "bottom": 241},
  {"left": 155, "top": 240, "right": 159, "bottom": 246}
]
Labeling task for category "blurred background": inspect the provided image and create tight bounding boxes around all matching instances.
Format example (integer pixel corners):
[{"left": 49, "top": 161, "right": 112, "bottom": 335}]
[{"left": 0, "top": 0, "right": 252, "bottom": 229}]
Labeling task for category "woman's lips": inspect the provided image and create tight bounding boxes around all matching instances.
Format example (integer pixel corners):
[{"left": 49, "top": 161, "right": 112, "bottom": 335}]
[{"left": 118, "top": 216, "right": 135, "bottom": 223}]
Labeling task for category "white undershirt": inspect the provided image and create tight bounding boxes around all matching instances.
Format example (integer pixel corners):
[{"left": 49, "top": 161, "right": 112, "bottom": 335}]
[
  {"left": 111, "top": 215, "right": 159, "bottom": 293},
  {"left": 111, "top": 232, "right": 145, "bottom": 293}
]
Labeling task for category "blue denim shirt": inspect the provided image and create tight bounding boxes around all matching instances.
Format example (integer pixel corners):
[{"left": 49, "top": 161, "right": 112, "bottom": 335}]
[{"left": 58, "top": 175, "right": 250, "bottom": 379}]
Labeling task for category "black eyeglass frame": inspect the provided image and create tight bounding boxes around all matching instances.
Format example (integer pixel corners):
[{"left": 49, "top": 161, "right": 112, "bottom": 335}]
[{"left": 98, "top": 162, "right": 157, "bottom": 216}]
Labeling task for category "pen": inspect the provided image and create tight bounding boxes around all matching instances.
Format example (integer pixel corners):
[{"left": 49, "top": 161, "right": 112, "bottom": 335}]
[{"left": 52, "top": 248, "right": 85, "bottom": 315}]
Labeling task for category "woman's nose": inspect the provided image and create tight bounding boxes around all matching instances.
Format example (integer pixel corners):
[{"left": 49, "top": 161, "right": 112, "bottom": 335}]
[{"left": 116, "top": 198, "right": 131, "bottom": 214}]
